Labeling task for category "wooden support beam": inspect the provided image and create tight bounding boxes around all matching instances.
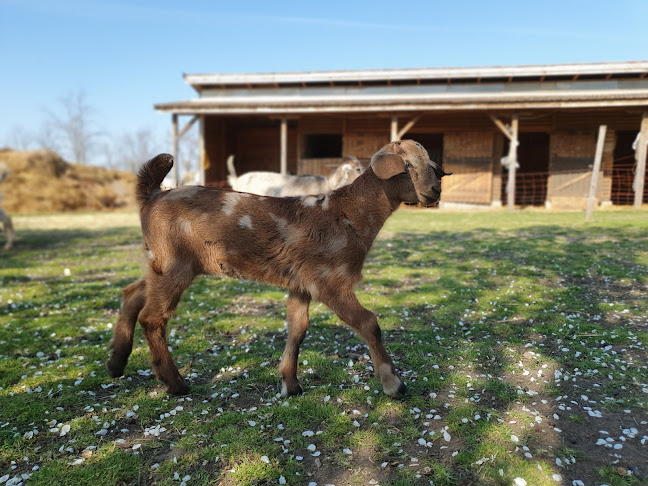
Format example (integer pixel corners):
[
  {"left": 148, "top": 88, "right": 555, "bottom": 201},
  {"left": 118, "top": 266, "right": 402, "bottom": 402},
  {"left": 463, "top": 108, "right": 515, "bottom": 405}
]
[
  {"left": 634, "top": 113, "right": 648, "bottom": 208},
  {"left": 198, "top": 115, "right": 206, "bottom": 186},
  {"left": 280, "top": 118, "right": 288, "bottom": 175},
  {"left": 178, "top": 115, "right": 198, "bottom": 139},
  {"left": 390, "top": 116, "right": 399, "bottom": 141},
  {"left": 171, "top": 113, "right": 179, "bottom": 187},
  {"left": 585, "top": 125, "right": 607, "bottom": 222},
  {"left": 489, "top": 114, "right": 513, "bottom": 140},
  {"left": 505, "top": 116, "right": 519, "bottom": 211},
  {"left": 397, "top": 115, "right": 422, "bottom": 139}
]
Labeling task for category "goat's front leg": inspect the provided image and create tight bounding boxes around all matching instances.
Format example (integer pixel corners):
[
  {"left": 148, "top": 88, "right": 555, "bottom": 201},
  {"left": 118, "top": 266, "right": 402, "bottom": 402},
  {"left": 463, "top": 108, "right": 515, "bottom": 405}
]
[
  {"left": 322, "top": 290, "right": 406, "bottom": 397},
  {"left": 278, "top": 290, "right": 311, "bottom": 397},
  {"left": 107, "top": 280, "right": 146, "bottom": 378}
]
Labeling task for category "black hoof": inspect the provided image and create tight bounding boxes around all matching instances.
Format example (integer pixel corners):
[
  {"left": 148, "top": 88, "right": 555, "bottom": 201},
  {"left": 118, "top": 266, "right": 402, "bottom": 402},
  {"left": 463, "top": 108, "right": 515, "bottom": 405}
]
[{"left": 106, "top": 359, "right": 125, "bottom": 378}]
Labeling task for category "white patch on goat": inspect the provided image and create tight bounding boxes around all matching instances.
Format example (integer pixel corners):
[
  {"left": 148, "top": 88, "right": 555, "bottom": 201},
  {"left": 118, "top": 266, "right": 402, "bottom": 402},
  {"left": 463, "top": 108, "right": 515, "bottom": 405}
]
[
  {"left": 222, "top": 192, "right": 242, "bottom": 216},
  {"left": 238, "top": 215, "right": 253, "bottom": 230},
  {"left": 280, "top": 381, "right": 289, "bottom": 397},
  {"left": 331, "top": 264, "right": 348, "bottom": 279},
  {"left": 317, "top": 265, "right": 331, "bottom": 278},
  {"left": 270, "top": 213, "right": 302, "bottom": 245},
  {"left": 145, "top": 249, "right": 155, "bottom": 260},
  {"left": 326, "top": 234, "right": 347, "bottom": 253},
  {"left": 306, "top": 282, "right": 319, "bottom": 300},
  {"left": 302, "top": 196, "right": 318, "bottom": 207},
  {"left": 178, "top": 218, "right": 193, "bottom": 234},
  {"left": 321, "top": 196, "right": 329, "bottom": 210},
  {"left": 378, "top": 363, "right": 403, "bottom": 397}
]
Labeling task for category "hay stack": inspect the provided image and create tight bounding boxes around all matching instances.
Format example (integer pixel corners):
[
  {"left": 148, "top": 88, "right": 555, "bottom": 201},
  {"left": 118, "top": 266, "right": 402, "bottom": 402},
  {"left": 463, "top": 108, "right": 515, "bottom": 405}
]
[{"left": 0, "top": 149, "right": 138, "bottom": 213}]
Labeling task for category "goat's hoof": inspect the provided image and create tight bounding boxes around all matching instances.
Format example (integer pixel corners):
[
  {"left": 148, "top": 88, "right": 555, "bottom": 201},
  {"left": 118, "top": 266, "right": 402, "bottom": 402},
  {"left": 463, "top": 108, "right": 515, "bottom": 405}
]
[
  {"left": 106, "top": 359, "right": 126, "bottom": 378},
  {"left": 280, "top": 380, "right": 303, "bottom": 397},
  {"left": 167, "top": 381, "right": 190, "bottom": 396},
  {"left": 384, "top": 381, "right": 407, "bottom": 397}
]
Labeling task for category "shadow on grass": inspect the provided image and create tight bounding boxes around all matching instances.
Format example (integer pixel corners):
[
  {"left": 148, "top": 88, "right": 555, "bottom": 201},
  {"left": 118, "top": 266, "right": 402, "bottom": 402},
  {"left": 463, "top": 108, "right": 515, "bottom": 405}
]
[{"left": 0, "top": 221, "right": 647, "bottom": 485}]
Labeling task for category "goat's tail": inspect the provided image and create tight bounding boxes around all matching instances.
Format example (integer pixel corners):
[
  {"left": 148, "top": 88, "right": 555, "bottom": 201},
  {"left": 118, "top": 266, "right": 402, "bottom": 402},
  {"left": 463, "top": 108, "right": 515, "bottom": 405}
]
[
  {"left": 136, "top": 153, "right": 173, "bottom": 206},
  {"left": 226, "top": 154, "right": 236, "bottom": 178}
]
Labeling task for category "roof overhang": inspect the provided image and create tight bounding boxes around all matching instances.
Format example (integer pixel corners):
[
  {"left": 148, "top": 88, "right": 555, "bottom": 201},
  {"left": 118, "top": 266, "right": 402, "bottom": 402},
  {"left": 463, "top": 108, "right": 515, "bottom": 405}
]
[{"left": 155, "top": 89, "right": 648, "bottom": 115}]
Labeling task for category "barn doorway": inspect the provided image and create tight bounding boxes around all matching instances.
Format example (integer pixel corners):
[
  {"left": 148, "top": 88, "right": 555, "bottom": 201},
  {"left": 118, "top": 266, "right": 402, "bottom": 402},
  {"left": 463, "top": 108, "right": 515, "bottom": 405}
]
[
  {"left": 501, "top": 132, "right": 550, "bottom": 206},
  {"left": 612, "top": 131, "right": 646, "bottom": 205},
  {"left": 405, "top": 133, "right": 444, "bottom": 167}
]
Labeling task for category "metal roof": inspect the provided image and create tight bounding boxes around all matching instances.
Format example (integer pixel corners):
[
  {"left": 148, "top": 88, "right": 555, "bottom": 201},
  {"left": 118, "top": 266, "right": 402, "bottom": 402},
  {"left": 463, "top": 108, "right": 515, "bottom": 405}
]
[
  {"left": 156, "top": 61, "right": 648, "bottom": 115},
  {"left": 184, "top": 61, "right": 648, "bottom": 87}
]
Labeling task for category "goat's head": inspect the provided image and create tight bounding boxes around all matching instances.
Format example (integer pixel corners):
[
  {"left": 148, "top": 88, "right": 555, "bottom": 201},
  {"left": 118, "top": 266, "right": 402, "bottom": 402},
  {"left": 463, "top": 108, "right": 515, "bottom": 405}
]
[
  {"left": 370, "top": 139, "right": 451, "bottom": 207},
  {"left": 327, "top": 156, "right": 365, "bottom": 190}
]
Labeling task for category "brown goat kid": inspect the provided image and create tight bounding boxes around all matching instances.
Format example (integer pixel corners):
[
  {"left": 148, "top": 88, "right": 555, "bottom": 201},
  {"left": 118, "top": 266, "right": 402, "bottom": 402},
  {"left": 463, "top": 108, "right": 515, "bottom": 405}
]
[{"left": 107, "top": 140, "right": 450, "bottom": 397}]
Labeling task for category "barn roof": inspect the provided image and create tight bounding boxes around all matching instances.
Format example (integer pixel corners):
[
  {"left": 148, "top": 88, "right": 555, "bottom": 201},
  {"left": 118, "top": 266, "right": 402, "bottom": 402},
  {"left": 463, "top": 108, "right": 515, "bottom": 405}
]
[{"left": 155, "top": 61, "right": 648, "bottom": 114}]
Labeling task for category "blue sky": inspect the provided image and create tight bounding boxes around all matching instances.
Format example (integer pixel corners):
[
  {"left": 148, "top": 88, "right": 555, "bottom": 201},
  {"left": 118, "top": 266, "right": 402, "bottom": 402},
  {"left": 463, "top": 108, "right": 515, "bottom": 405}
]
[{"left": 1, "top": 0, "right": 647, "bottom": 165}]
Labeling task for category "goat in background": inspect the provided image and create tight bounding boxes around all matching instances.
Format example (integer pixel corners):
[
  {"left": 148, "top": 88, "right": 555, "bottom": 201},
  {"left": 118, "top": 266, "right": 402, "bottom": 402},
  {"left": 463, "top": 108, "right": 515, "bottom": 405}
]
[
  {"left": 227, "top": 155, "right": 364, "bottom": 196},
  {"left": 107, "top": 140, "right": 450, "bottom": 397},
  {"left": 0, "top": 161, "right": 15, "bottom": 250}
]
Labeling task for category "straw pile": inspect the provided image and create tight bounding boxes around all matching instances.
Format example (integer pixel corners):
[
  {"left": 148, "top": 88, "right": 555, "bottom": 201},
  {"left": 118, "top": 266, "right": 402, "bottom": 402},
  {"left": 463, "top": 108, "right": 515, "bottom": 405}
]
[{"left": 0, "top": 149, "right": 137, "bottom": 213}]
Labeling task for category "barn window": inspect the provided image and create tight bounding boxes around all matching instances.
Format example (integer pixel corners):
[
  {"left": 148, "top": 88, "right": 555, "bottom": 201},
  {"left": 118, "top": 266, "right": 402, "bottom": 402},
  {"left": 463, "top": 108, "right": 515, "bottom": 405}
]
[{"left": 302, "top": 134, "right": 342, "bottom": 158}]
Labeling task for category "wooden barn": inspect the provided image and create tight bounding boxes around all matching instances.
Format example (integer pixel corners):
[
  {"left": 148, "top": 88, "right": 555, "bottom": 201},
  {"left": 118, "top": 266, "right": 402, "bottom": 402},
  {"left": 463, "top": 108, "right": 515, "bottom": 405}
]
[{"left": 155, "top": 61, "right": 648, "bottom": 209}]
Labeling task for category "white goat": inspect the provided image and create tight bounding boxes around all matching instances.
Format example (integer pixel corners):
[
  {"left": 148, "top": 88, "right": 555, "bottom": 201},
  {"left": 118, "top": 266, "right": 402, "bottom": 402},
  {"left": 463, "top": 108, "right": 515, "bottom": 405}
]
[
  {"left": 0, "top": 161, "right": 15, "bottom": 250},
  {"left": 227, "top": 155, "right": 364, "bottom": 196}
]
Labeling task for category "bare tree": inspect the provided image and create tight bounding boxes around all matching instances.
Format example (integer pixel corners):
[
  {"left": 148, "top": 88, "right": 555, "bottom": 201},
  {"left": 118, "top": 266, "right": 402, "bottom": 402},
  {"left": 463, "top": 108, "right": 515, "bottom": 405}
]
[
  {"left": 33, "top": 121, "right": 61, "bottom": 153},
  {"left": 118, "top": 128, "right": 160, "bottom": 173},
  {"left": 178, "top": 125, "right": 200, "bottom": 184},
  {"left": 6, "top": 126, "right": 32, "bottom": 151},
  {"left": 46, "top": 91, "right": 101, "bottom": 165}
]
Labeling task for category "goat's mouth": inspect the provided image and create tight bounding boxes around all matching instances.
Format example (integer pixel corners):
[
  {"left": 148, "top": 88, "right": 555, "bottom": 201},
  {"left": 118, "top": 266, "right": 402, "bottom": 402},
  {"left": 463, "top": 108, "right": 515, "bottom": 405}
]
[{"left": 419, "top": 190, "right": 440, "bottom": 206}]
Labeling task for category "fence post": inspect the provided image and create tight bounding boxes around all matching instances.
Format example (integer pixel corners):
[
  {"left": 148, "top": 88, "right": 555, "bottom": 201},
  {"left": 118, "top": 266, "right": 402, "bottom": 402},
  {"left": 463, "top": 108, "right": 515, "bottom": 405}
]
[
  {"left": 633, "top": 113, "right": 648, "bottom": 208},
  {"left": 585, "top": 125, "right": 607, "bottom": 222}
]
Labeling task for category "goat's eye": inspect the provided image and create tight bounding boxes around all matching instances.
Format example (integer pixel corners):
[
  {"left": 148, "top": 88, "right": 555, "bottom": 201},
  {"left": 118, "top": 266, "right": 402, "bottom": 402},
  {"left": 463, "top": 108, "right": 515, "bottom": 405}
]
[{"left": 405, "top": 161, "right": 413, "bottom": 169}]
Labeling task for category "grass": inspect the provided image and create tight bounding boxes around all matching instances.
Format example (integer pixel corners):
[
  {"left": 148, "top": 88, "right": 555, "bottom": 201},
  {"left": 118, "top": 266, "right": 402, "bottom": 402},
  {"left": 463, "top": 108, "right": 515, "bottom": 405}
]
[{"left": 1, "top": 208, "right": 647, "bottom": 486}]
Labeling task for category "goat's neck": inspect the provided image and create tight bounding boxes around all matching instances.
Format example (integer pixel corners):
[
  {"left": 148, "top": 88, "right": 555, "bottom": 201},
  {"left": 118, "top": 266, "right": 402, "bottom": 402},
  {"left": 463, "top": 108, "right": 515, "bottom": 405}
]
[{"left": 334, "top": 171, "right": 397, "bottom": 248}]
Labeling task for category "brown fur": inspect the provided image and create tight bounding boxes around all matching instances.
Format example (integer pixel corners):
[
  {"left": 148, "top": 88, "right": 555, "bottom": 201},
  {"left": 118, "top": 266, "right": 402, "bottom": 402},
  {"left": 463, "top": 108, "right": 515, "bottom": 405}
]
[{"left": 107, "top": 140, "right": 450, "bottom": 396}]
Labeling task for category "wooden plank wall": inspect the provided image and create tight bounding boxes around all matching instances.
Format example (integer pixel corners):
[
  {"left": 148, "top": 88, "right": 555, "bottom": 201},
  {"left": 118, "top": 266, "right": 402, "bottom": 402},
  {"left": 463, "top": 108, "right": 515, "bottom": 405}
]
[
  {"left": 442, "top": 132, "right": 495, "bottom": 204},
  {"left": 547, "top": 130, "right": 615, "bottom": 209}
]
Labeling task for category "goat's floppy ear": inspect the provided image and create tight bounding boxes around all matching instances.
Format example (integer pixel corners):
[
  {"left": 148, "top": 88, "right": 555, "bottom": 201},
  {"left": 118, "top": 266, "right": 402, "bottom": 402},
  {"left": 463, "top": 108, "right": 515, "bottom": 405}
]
[{"left": 370, "top": 151, "right": 406, "bottom": 180}]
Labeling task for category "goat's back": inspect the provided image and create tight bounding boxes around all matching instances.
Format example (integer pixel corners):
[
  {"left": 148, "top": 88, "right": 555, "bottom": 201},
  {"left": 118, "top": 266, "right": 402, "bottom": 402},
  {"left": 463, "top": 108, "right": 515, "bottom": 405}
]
[{"left": 230, "top": 171, "right": 328, "bottom": 197}]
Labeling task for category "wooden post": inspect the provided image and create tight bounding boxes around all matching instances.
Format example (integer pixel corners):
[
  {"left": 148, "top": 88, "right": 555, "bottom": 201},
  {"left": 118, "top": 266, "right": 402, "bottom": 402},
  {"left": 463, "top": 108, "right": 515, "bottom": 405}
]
[
  {"left": 506, "top": 116, "right": 519, "bottom": 211},
  {"left": 391, "top": 116, "right": 399, "bottom": 141},
  {"left": 585, "top": 125, "right": 607, "bottom": 222},
  {"left": 280, "top": 118, "right": 287, "bottom": 175},
  {"left": 397, "top": 115, "right": 422, "bottom": 140},
  {"left": 171, "top": 114, "right": 179, "bottom": 186},
  {"left": 198, "top": 115, "right": 205, "bottom": 186},
  {"left": 633, "top": 113, "right": 648, "bottom": 208}
]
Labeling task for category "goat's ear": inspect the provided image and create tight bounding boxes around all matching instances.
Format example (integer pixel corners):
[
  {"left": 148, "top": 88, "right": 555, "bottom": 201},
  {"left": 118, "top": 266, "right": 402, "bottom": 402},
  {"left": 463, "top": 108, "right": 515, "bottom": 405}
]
[{"left": 370, "top": 151, "right": 406, "bottom": 180}]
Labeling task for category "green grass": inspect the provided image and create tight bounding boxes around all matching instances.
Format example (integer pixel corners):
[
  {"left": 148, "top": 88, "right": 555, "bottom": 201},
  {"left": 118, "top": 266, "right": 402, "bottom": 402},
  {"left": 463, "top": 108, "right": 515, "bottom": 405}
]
[{"left": 1, "top": 208, "right": 647, "bottom": 485}]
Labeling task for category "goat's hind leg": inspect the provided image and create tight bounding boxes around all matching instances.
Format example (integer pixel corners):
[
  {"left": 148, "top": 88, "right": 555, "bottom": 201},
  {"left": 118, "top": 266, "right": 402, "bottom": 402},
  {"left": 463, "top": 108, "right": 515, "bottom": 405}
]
[
  {"left": 107, "top": 280, "right": 146, "bottom": 377},
  {"left": 278, "top": 290, "right": 311, "bottom": 397},
  {"left": 322, "top": 290, "right": 406, "bottom": 397},
  {"left": 138, "top": 269, "right": 194, "bottom": 395}
]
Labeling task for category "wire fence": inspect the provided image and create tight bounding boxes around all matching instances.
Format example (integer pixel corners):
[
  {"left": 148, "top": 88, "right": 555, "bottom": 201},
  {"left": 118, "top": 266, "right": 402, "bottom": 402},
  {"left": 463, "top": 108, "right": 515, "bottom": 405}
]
[{"left": 500, "top": 161, "right": 646, "bottom": 207}]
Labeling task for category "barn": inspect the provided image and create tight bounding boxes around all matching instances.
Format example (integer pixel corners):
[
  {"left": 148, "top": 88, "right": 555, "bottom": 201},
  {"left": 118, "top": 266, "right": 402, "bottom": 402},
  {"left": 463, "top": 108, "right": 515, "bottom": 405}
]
[{"left": 155, "top": 61, "right": 648, "bottom": 209}]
